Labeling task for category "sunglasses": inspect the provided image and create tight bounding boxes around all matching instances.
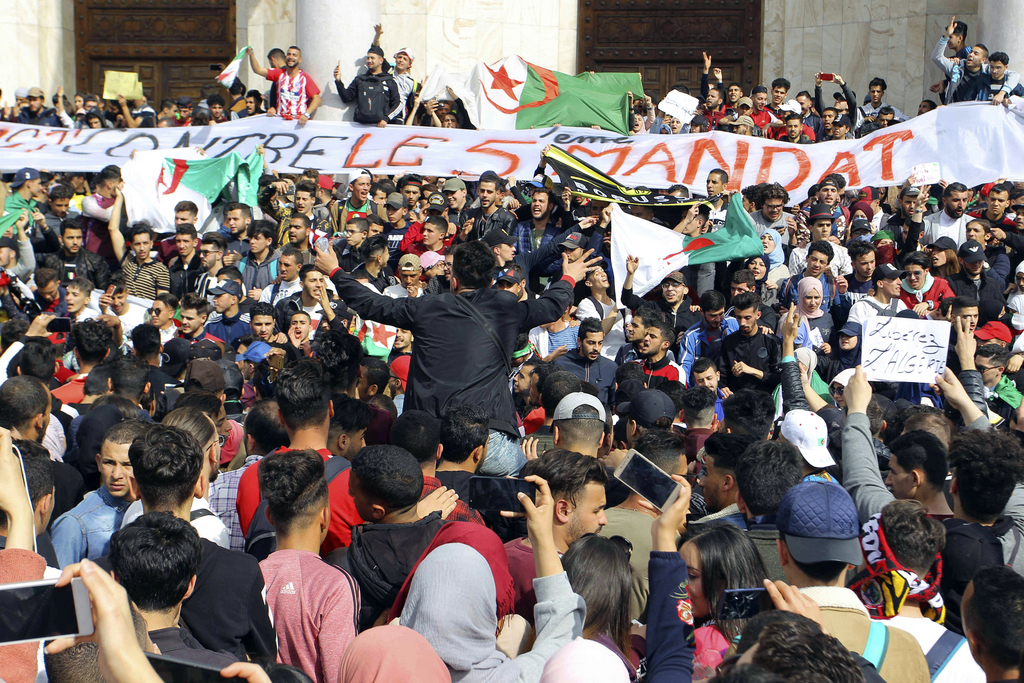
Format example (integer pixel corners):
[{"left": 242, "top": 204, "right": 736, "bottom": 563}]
[{"left": 829, "top": 383, "right": 845, "bottom": 397}]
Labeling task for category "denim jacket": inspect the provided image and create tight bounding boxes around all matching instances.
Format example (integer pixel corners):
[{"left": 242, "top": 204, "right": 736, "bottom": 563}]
[{"left": 51, "top": 486, "right": 131, "bottom": 568}]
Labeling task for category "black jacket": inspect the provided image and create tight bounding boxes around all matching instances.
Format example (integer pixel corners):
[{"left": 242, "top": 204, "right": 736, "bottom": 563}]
[
  {"left": 273, "top": 290, "right": 351, "bottom": 340},
  {"left": 718, "top": 329, "right": 782, "bottom": 393},
  {"left": 332, "top": 268, "right": 574, "bottom": 434},
  {"left": 554, "top": 350, "right": 617, "bottom": 405},
  {"left": 41, "top": 249, "right": 111, "bottom": 291},
  {"left": 463, "top": 206, "right": 518, "bottom": 241},
  {"left": 946, "top": 270, "right": 1006, "bottom": 305},
  {"left": 620, "top": 286, "right": 702, "bottom": 341},
  {"left": 337, "top": 72, "right": 402, "bottom": 124},
  {"left": 332, "top": 513, "right": 446, "bottom": 631}
]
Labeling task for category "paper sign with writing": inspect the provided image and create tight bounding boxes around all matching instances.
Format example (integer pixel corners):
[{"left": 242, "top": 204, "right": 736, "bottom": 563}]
[
  {"left": 862, "top": 317, "right": 950, "bottom": 384},
  {"left": 659, "top": 90, "right": 700, "bottom": 123},
  {"left": 102, "top": 71, "right": 143, "bottom": 100},
  {"left": 907, "top": 161, "right": 941, "bottom": 185}
]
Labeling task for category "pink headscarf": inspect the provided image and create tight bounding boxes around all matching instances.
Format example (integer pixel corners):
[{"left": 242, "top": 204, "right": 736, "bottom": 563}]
[
  {"left": 796, "top": 277, "right": 825, "bottom": 319},
  {"left": 338, "top": 625, "right": 451, "bottom": 683}
]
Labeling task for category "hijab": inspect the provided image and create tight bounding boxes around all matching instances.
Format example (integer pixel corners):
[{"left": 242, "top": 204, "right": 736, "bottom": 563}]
[
  {"left": 794, "top": 347, "right": 817, "bottom": 376},
  {"left": 402, "top": 544, "right": 521, "bottom": 683},
  {"left": 539, "top": 638, "right": 631, "bottom": 683},
  {"left": 338, "top": 625, "right": 451, "bottom": 683},
  {"left": 850, "top": 200, "right": 875, "bottom": 222},
  {"left": 390, "top": 522, "right": 515, "bottom": 623},
  {"left": 796, "top": 277, "right": 825, "bottom": 319},
  {"left": 762, "top": 228, "right": 785, "bottom": 270},
  {"left": 743, "top": 255, "right": 770, "bottom": 291}
]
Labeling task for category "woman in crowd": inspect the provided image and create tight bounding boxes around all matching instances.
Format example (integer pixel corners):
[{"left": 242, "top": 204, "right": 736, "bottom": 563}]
[
  {"left": 927, "top": 237, "right": 961, "bottom": 280},
  {"left": 776, "top": 277, "right": 834, "bottom": 351},
  {"left": 760, "top": 228, "right": 790, "bottom": 284}
]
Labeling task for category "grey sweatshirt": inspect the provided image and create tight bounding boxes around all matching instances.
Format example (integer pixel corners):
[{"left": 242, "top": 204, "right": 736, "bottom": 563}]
[{"left": 516, "top": 572, "right": 586, "bottom": 683}]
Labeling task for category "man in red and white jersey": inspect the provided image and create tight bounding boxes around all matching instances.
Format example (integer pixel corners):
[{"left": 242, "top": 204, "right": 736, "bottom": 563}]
[{"left": 247, "top": 45, "right": 321, "bottom": 123}]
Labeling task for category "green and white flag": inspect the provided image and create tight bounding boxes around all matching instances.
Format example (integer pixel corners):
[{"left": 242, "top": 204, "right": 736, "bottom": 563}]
[
  {"left": 610, "top": 193, "right": 763, "bottom": 306},
  {"left": 216, "top": 46, "right": 251, "bottom": 87},
  {"left": 159, "top": 148, "right": 263, "bottom": 206}
]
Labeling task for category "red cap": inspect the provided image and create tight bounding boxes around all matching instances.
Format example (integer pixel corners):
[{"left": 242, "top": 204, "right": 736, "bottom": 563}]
[
  {"left": 981, "top": 182, "right": 996, "bottom": 198},
  {"left": 318, "top": 175, "right": 334, "bottom": 190},
  {"left": 975, "top": 321, "right": 1012, "bottom": 345},
  {"left": 390, "top": 355, "right": 410, "bottom": 391}
]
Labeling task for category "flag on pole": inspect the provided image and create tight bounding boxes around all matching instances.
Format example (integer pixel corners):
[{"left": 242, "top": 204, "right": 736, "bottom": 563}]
[
  {"left": 420, "top": 56, "right": 642, "bottom": 134},
  {"left": 610, "top": 192, "right": 763, "bottom": 306},
  {"left": 543, "top": 146, "right": 698, "bottom": 206},
  {"left": 217, "top": 46, "right": 251, "bottom": 87}
]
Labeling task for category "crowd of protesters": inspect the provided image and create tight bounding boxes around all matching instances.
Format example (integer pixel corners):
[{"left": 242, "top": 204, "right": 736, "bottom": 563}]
[{"left": 5, "top": 12, "right": 1024, "bottom": 683}]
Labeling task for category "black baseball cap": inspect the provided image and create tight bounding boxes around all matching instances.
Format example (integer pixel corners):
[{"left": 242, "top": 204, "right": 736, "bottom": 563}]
[
  {"left": 872, "top": 263, "right": 904, "bottom": 282},
  {"left": 209, "top": 280, "right": 242, "bottom": 298},
  {"left": 559, "top": 232, "right": 584, "bottom": 250},
  {"left": 958, "top": 240, "right": 986, "bottom": 264},
  {"left": 620, "top": 389, "right": 676, "bottom": 428},
  {"left": 776, "top": 481, "right": 863, "bottom": 565},
  {"left": 482, "top": 230, "right": 516, "bottom": 249},
  {"left": 927, "top": 236, "right": 958, "bottom": 252}
]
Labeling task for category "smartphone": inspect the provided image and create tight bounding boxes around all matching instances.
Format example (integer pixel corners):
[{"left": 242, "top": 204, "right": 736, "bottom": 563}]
[
  {"left": 468, "top": 476, "right": 538, "bottom": 512},
  {"left": 268, "top": 353, "right": 285, "bottom": 371},
  {"left": 146, "top": 652, "right": 243, "bottom": 682},
  {"left": 209, "top": 64, "right": 221, "bottom": 71},
  {"left": 820, "top": 73, "right": 835, "bottom": 81},
  {"left": 47, "top": 317, "right": 72, "bottom": 333},
  {"left": 314, "top": 236, "right": 329, "bottom": 252},
  {"left": 718, "top": 587, "right": 769, "bottom": 621},
  {"left": 105, "top": 285, "right": 116, "bottom": 297},
  {"left": 613, "top": 449, "right": 681, "bottom": 511},
  {"left": 0, "top": 577, "right": 93, "bottom": 646}
]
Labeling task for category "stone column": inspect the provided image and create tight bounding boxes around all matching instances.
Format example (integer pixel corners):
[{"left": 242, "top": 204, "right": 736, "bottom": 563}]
[
  {"left": 296, "top": 0, "right": 381, "bottom": 121},
  {"left": 977, "top": 1, "right": 1024, "bottom": 72}
]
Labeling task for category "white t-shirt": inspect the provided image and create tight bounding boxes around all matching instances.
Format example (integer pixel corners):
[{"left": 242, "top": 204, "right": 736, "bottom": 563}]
[
  {"left": 886, "top": 615, "right": 984, "bottom": 683},
  {"left": 115, "top": 302, "right": 147, "bottom": 339},
  {"left": 121, "top": 497, "right": 230, "bottom": 549},
  {"left": 923, "top": 212, "right": 968, "bottom": 246},
  {"left": 847, "top": 297, "right": 909, "bottom": 328},
  {"left": 788, "top": 244, "right": 851, "bottom": 280}
]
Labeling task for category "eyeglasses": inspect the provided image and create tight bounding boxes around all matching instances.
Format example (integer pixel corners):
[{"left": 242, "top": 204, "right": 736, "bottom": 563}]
[{"left": 977, "top": 364, "right": 1002, "bottom": 373}]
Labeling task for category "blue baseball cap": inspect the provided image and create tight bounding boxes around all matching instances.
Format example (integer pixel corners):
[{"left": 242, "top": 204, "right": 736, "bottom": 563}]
[
  {"left": 10, "top": 168, "right": 39, "bottom": 189},
  {"left": 241, "top": 340, "right": 272, "bottom": 363},
  {"left": 776, "top": 481, "right": 863, "bottom": 565}
]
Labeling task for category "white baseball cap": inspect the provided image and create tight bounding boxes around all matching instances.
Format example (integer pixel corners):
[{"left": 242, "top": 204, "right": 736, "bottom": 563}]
[
  {"left": 780, "top": 409, "right": 835, "bottom": 468},
  {"left": 552, "top": 392, "right": 607, "bottom": 422},
  {"left": 394, "top": 48, "right": 415, "bottom": 62}
]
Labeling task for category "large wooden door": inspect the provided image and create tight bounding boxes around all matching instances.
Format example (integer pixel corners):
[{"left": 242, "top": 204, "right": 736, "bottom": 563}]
[
  {"left": 577, "top": 0, "right": 761, "bottom": 103},
  {"left": 75, "top": 0, "right": 236, "bottom": 105}
]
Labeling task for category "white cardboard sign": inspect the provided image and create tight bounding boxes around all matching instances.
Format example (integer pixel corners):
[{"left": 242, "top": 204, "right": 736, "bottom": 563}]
[{"left": 861, "top": 316, "right": 950, "bottom": 384}]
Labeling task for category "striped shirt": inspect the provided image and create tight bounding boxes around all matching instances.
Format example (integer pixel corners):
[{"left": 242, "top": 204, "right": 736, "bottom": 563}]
[
  {"left": 122, "top": 258, "right": 170, "bottom": 300},
  {"left": 266, "top": 68, "right": 320, "bottom": 120}
]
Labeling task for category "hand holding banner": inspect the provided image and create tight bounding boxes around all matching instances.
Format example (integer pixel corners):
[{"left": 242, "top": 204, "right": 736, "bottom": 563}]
[{"left": 862, "top": 316, "right": 950, "bottom": 384}]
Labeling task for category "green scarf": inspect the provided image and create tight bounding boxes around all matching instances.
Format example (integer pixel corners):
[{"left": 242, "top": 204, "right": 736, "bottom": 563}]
[
  {"left": 0, "top": 192, "right": 34, "bottom": 237},
  {"left": 992, "top": 374, "right": 1023, "bottom": 410}
]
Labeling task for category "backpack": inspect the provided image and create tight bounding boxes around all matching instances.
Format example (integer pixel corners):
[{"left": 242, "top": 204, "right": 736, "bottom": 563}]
[
  {"left": 860, "top": 298, "right": 901, "bottom": 318},
  {"left": 244, "top": 453, "right": 351, "bottom": 561},
  {"left": 354, "top": 76, "right": 391, "bottom": 124}
]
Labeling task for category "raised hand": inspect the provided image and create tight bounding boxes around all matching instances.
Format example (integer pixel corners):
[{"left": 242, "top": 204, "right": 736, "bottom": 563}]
[
  {"left": 626, "top": 255, "right": 639, "bottom": 274},
  {"left": 702, "top": 51, "right": 712, "bottom": 73}
]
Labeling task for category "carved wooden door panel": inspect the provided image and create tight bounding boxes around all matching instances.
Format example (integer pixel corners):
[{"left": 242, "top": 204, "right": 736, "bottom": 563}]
[
  {"left": 577, "top": 0, "right": 762, "bottom": 102},
  {"left": 75, "top": 0, "right": 236, "bottom": 105}
]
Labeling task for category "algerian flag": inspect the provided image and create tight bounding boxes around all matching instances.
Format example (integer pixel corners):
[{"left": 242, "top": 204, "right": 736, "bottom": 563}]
[
  {"left": 217, "top": 46, "right": 250, "bottom": 87},
  {"left": 159, "top": 148, "right": 263, "bottom": 207},
  {"left": 357, "top": 320, "right": 397, "bottom": 358},
  {"left": 0, "top": 193, "right": 34, "bottom": 236},
  {"left": 610, "top": 193, "right": 763, "bottom": 306},
  {"left": 421, "top": 56, "right": 642, "bottom": 135}
]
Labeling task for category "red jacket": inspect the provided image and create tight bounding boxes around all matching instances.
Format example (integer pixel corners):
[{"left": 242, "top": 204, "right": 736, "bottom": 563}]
[{"left": 898, "top": 276, "right": 955, "bottom": 314}]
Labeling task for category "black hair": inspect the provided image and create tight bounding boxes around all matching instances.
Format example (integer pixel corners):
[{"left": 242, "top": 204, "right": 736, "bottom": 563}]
[
  {"left": 847, "top": 240, "right": 877, "bottom": 263},
  {"left": 563, "top": 534, "right": 633, "bottom": 660},
  {"left": 634, "top": 429, "right": 686, "bottom": 473},
  {"left": 328, "top": 395, "right": 373, "bottom": 441},
  {"left": 615, "top": 362, "right": 644, "bottom": 385},
  {"left": 131, "top": 324, "right": 162, "bottom": 358},
  {"left": 128, "top": 425, "right": 204, "bottom": 510},
  {"left": 920, "top": 99, "right": 938, "bottom": 112},
  {"left": 751, "top": 618, "right": 865, "bottom": 683},
  {"left": 709, "top": 168, "right": 729, "bottom": 185},
  {"left": 632, "top": 304, "right": 663, "bottom": 329},
  {"left": 109, "top": 355, "right": 151, "bottom": 404},
  {"left": 59, "top": 216, "right": 83, "bottom": 236},
  {"left": 5, "top": 440, "right": 52, "bottom": 524},
  {"left": 963, "top": 565, "right": 1024, "bottom": 668},
  {"left": 691, "top": 356, "right": 718, "bottom": 378},
  {"left": 244, "top": 399, "right": 289, "bottom": 455},
  {"left": 250, "top": 301, "right": 275, "bottom": 320},
  {"left": 16, "top": 338, "right": 56, "bottom": 381},
  {"left": 889, "top": 430, "right": 948, "bottom": 491},
  {"left": 948, "top": 430, "right": 1024, "bottom": 522},
  {"left": 359, "top": 356, "right": 390, "bottom": 395},
  {"left": 84, "top": 364, "right": 113, "bottom": 397},
  {"left": 71, "top": 319, "right": 113, "bottom": 364},
  {"left": 868, "top": 77, "right": 887, "bottom": 91},
  {"left": 248, "top": 219, "right": 277, "bottom": 243},
  {"left": 721, "top": 389, "right": 775, "bottom": 439},
  {"left": 703, "top": 432, "right": 758, "bottom": 471},
  {"left": 771, "top": 78, "right": 790, "bottom": 91},
  {"left": 806, "top": 239, "right": 834, "bottom": 263},
  {"left": 290, "top": 213, "right": 312, "bottom": 231},
  {"left": 97, "top": 165, "right": 122, "bottom": 185},
  {"left": 990, "top": 51, "right": 1009, "bottom": 66},
  {"left": 439, "top": 403, "right": 489, "bottom": 464},
  {"left": 681, "top": 524, "right": 769, "bottom": 640},
  {"left": 878, "top": 106, "right": 894, "bottom": 117},
  {"left": 350, "top": 445, "right": 423, "bottom": 511},
  {"left": 700, "top": 290, "right": 726, "bottom": 312},
  {"left": 521, "top": 450, "right": 609, "bottom": 507},
  {"left": 952, "top": 20, "right": 968, "bottom": 38},
  {"left": 0, "top": 376, "right": 49, "bottom": 433},
  {"left": 646, "top": 317, "right": 675, "bottom": 347},
  {"left": 658, "top": 380, "right": 686, "bottom": 414},
  {"left": 390, "top": 410, "right": 441, "bottom": 465},
  {"left": 735, "top": 441, "right": 802, "bottom": 516},
  {"left": 359, "top": 234, "right": 389, "bottom": 261},
  {"left": 578, "top": 317, "right": 604, "bottom": 339},
  {"left": 316, "top": 330, "right": 364, "bottom": 393},
  {"left": 679, "top": 386, "right": 716, "bottom": 426},
  {"left": 541, "top": 371, "right": 583, "bottom": 416},
  {"left": 259, "top": 449, "right": 329, "bottom": 535},
  {"left": 944, "top": 182, "right": 969, "bottom": 197},
  {"left": 275, "top": 359, "right": 331, "bottom": 430},
  {"left": 977, "top": 342, "right": 1010, "bottom": 368},
  {"left": 949, "top": 295, "right": 980, "bottom": 314},
  {"left": 881, "top": 499, "right": 946, "bottom": 577},
  {"left": 180, "top": 292, "right": 210, "bottom": 317},
  {"left": 109, "top": 512, "right": 202, "bottom": 612},
  {"left": 451, "top": 241, "right": 497, "bottom": 290},
  {"left": 761, "top": 183, "right": 789, "bottom": 204},
  {"left": 783, "top": 112, "right": 802, "bottom": 123},
  {"left": 731, "top": 291, "right": 761, "bottom": 313}
]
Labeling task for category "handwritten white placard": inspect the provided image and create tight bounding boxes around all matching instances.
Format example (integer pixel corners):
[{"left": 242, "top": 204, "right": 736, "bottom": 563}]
[{"left": 862, "top": 316, "right": 950, "bottom": 384}]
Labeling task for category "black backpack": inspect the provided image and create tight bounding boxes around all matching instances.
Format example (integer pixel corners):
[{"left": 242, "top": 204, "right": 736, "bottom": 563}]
[
  {"left": 355, "top": 77, "right": 391, "bottom": 124},
  {"left": 244, "top": 453, "right": 351, "bottom": 561}
]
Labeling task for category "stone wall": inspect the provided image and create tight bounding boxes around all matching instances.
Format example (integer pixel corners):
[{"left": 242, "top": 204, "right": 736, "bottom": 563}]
[
  {"left": 761, "top": 0, "right": 979, "bottom": 118},
  {"left": 0, "top": 0, "right": 76, "bottom": 109}
]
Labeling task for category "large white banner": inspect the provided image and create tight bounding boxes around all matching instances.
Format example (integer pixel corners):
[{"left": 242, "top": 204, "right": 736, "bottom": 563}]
[{"left": 3, "top": 103, "right": 1023, "bottom": 199}]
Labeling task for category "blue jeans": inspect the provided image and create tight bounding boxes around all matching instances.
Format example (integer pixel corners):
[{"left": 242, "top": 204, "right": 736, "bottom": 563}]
[{"left": 478, "top": 429, "right": 526, "bottom": 477}]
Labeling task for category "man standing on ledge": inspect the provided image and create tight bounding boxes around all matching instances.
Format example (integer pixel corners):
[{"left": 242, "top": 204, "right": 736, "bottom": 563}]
[{"left": 247, "top": 45, "right": 321, "bottom": 124}]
